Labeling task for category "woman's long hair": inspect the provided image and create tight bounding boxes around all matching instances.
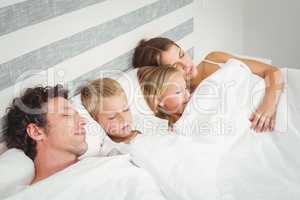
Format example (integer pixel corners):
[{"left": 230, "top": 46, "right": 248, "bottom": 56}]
[{"left": 137, "top": 66, "right": 182, "bottom": 126}]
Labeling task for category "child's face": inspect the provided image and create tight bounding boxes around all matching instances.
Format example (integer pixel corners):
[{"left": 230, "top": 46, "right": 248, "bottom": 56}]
[
  {"left": 96, "top": 93, "right": 133, "bottom": 139},
  {"left": 159, "top": 72, "right": 190, "bottom": 115}
]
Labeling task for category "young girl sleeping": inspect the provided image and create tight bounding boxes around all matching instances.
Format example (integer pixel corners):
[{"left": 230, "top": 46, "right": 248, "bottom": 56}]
[
  {"left": 136, "top": 63, "right": 272, "bottom": 134},
  {"left": 133, "top": 37, "right": 284, "bottom": 133}
]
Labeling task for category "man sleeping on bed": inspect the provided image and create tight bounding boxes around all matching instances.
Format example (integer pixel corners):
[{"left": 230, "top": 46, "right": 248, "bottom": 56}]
[
  {"left": 4, "top": 85, "right": 88, "bottom": 184},
  {"left": 3, "top": 85, "right": 167, "bottom": 200}
]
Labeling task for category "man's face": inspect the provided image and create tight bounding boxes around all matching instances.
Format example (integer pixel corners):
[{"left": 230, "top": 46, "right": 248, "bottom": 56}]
[{"left": 42, "top": 97, "right": 87, "bottom": 157}]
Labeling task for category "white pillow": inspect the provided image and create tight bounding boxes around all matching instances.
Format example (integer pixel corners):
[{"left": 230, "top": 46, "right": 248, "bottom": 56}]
[
  {"left": 0, "top": 141, "right": 8, "bottom": 155},
  {"left": 117, "top": 69, "right": 153, "bottom": 117},
  {"left": 0, "top": 148, "right": 34, "bottom": 199},
  {"left": 70, "top": 95, "right": 130, "bottom": 158},
  {"left": 117, "top": 69, "right": 169, "bottom": 135}
]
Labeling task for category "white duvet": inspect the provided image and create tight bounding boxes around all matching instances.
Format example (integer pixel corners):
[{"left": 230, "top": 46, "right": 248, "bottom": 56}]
[
  {"left": 4, "top": 155, "right": 166, "bottom": 200},
  {"left": 129, "top": 59, "right": 300, "bottom": 200}
]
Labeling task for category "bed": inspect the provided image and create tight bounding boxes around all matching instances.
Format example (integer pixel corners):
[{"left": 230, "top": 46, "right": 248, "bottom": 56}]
[
  {"left": 127, "top": 60, "right": 300, "bottom": 200},
  {"left": 0, "top": 0, "right": 193, "bottom": 199},
  {"left": 1, "top": 0, "right": 300, "bottom": 200}
]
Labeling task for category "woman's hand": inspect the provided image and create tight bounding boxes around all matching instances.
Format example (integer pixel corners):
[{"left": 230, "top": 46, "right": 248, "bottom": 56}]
[
  {"left": 243, "top": 63, "right": 284, "bottom": 133},
  {"left": 249, "top": 69, "right": 283, "bottom": 133},
  {"left": 249, "top": 92, "right": 278, "bottom": 132},
  {"left": 200, "top": 51, "right": 284, "bottom": 133}
]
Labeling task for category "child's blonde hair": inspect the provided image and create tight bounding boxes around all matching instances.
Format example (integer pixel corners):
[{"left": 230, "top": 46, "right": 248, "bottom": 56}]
[
  {"left": 137, "top": 66, "right": 183, "bottom": 125},
  {"left": 80, "top": 78, "right": 124, "bottom": 121}
]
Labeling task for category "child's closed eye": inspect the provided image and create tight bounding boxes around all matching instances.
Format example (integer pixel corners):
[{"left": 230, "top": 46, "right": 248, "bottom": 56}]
[
  {"left": 123, "top": 107, "right": 130, "bottom": 112},
  {"left": 108, "top": 115, "right": 117, "bottom": 120}
]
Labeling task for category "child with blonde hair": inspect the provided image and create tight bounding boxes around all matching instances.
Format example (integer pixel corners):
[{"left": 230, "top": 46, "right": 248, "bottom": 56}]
[{"left": 81, "top": 78, "right": 140, "bottom": 144}]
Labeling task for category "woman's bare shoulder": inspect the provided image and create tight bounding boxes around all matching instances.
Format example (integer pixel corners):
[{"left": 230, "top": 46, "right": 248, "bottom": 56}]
[
  {"left": 191, "top": 51, "right": 233, "bottom": 91},
  {"left": 191, "top": 61, "right": 217, "bottom": 90},
  {"left": 205, "top": 51, "right": 234, "bottom": 62}
]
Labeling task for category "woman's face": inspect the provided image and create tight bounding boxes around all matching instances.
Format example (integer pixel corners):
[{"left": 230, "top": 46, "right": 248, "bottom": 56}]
[
  {"left": 96, "top": 93, "right": 133, "bottom": 139},
  {"left": 160, "top": 44, "right": 198, "bottom": 80},
  {"left": 159, "top": 72, "right": 191, "bottom": 115}
]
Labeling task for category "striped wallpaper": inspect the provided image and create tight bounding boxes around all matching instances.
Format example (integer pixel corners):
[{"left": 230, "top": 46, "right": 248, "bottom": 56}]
[{"left": 0, "top": 0, "right": 195, "bottom": 153}]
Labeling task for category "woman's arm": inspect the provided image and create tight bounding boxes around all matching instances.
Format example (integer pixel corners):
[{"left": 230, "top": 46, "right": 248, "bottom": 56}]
[{"left": 202, "top": 51, "right": 284, "bottom": 132}]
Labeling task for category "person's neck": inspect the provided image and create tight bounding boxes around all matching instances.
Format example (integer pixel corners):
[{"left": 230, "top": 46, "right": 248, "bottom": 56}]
[{"left": 31, "top": 148, "right": 78, "bottom": 185}]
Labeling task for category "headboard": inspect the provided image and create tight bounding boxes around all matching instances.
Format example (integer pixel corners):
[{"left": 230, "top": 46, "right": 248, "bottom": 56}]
[{"left": 0, "top": 0, "right": 195, "bottom": 153}]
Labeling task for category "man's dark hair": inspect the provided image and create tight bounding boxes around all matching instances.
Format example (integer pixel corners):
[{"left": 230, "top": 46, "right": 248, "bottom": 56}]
[{"left": 3, "top": 84, "right": 68, "bottom": 160}]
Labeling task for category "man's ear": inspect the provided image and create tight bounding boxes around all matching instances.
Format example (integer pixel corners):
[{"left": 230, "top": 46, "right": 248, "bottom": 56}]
[{"left": 26, "top": 123, "right": 45, "bottom": 142}]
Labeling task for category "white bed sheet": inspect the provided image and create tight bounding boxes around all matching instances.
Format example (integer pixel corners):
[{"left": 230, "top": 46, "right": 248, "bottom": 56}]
[
  {"left": 129, "top": 61, "right": 300, "bottom": 200},
  {"left": 4, "top": 155, "right": 166, "bottom": 200}
]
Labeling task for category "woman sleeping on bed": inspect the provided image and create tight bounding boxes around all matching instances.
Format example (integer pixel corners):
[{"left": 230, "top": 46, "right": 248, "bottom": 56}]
[{"left": 132, "top": 37, "right": 284, "bottom": 133}]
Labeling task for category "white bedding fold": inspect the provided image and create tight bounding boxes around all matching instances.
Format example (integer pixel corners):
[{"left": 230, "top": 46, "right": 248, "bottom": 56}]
[{"left": 5, "top": 155, "right": 166, "bottom": 200}]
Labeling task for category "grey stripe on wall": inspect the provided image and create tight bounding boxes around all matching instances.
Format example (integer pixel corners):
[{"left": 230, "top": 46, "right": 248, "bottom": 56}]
[
  {"left": 0, "top": 0, "right": 193, "bottom": 92},
  {"left": 0, "top": 46, "right": 193, "bottom": 141},
  {"left": 68, "top": 19, "right": 194, "bottom": 95},
  {"left": 0, "top": 44, "right": 193, "bottom": 140},
  {"left": 0, "top": 18, "right": 194, "bottom": 140},
  {"left": 0, "top": 0, "right": 107, "bottom": 36},
  {"left": 69, "top": 48, "right": 194, "bottom": 97},
  {"left": 162, "top": 18, "right": 194, "bottom": 43}
]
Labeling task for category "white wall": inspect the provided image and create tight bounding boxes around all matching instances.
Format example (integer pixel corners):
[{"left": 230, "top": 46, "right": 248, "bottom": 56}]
[
  {"left": 193, "top": 0, "right": 299, "bottom": 69},
  {"left": 243, "top": 0, "right": 300, "bottom": 69},
  {"left": 193, "top": 0, "right": 245, "bottom": 64}
]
